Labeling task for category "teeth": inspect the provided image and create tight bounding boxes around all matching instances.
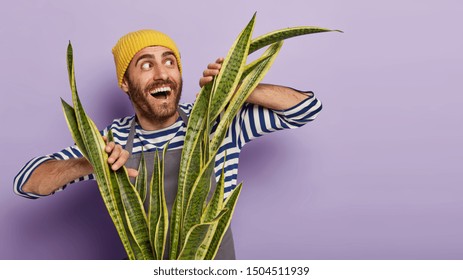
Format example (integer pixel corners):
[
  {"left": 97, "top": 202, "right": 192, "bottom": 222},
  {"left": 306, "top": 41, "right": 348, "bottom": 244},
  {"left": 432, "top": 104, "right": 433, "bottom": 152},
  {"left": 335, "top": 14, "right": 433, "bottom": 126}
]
[{"left": 150, "top": 87, "right": 171, "bottom": 94}]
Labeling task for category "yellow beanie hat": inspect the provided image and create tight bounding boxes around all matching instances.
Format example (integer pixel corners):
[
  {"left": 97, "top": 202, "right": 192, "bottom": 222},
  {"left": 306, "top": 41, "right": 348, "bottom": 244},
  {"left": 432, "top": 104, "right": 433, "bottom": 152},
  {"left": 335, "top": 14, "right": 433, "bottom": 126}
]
[{"left": 112, "top": 29, "right": 182, "bottom": 88}]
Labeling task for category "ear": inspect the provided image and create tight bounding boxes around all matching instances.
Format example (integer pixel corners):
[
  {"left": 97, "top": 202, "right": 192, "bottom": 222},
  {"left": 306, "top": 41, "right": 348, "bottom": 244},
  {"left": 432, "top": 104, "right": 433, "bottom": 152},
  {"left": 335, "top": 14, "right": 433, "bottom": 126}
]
[{"left": 121, "top": 77, "right": 129, "bottom": 94}]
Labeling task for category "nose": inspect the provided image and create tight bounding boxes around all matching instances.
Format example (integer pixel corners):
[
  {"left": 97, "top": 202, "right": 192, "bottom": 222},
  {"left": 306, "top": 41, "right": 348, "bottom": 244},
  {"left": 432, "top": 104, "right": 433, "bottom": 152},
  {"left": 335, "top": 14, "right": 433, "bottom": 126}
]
[{"left": 152, "top": 63, "right": 168, "bottom": 81}]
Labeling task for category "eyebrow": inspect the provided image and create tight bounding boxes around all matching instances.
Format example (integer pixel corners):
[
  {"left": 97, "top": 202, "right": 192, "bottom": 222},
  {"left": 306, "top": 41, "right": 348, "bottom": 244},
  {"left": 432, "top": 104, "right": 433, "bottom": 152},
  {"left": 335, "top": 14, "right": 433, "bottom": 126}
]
[
  {"left": 135, "top": 51, "right": 176, "bottom": 66},
  {"left": 135, "top": 54, "right": 155, "bottom": 66}
]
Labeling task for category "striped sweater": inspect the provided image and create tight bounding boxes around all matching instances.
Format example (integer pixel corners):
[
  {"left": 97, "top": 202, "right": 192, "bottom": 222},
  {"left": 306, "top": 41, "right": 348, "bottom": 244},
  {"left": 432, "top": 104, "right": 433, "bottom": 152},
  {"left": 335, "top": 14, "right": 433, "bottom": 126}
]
[{"left": 14, "top": 93, "right": 322, "bottom": 199}]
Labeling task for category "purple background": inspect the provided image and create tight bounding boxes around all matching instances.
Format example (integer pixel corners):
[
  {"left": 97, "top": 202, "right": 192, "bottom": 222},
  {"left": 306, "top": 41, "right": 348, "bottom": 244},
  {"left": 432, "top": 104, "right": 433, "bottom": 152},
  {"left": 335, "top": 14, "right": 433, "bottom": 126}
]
[{"left": 1, "top": 0, "right": 462, "bottom": 260}]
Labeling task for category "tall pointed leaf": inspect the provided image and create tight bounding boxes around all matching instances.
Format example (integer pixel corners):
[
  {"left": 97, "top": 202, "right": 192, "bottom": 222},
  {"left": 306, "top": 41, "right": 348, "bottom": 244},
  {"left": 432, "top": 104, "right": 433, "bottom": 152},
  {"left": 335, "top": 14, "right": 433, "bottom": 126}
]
[
  {"left": 181, "top": 154, "right": 216, "bottom": 246},
  {"left": 177, "top": 210, "right": 228, "bottom": 260},
  {"left": 195, "top": 158, "right": 227, "bottom": 260},
  {"left": 171, "top": 82, "right": 212, "bottom": 259},
  {"left": 148, "top": 150, "right": 161, "bottom": 259},
  {"left": 157, "top": 146, "right": 169, "bottom": 259},
  {"left": 207, "top": 13, "right": 256, "bottom": 124},
  {"left": 65, "top": 43, "right": 136, "bottom": 259},
  {"left": 60, "top": 99, "right": 88, "bottom": 159},
  {"left": 204, "top": 183, "right": 242, "bottom": 260},
  {"left": 134, "top": 153, "right": 147, "bottom": 202},
  {"left": 202, "top": 152, "right": 227, "bottom": 223},
  {"left": 148, "top": 148, "right": 169, "bottom": 259},
  {"left": 249, "top": 26, "right": 341, "bottom": 54},
  {"left": 210, "top": 41, "right": 282, "bottom": 154},
  {"left": 116, "top": 167, "right": 152, "bottom": 260}
]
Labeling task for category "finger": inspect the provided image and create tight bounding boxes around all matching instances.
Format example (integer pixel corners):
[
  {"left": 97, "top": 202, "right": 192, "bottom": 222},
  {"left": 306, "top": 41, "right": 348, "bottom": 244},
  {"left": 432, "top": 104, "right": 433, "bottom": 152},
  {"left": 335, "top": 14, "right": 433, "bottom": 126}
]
[
  {"left": 111, "top": 149, "right": 129, "bottom": 171},
  {"left": 107, "top": 144, "right": 122, "bottom": 165},
  {"left": 216, "top": 57, "right": 224, "bottom": 64},
  {"left": 203, "top": 68, "right": 220, "bottom": 77},
  {"left": 207, "top": 62, "right": 222, "bottom": 70},
  {"left": 127, "top": 168, "right": 139, "bottom": 178},
  {"left": 199, "top": 76, "right": 213, "bottom": 88},
  {"left": 105, "top": 141, "right": 115, "bottom": 153}
]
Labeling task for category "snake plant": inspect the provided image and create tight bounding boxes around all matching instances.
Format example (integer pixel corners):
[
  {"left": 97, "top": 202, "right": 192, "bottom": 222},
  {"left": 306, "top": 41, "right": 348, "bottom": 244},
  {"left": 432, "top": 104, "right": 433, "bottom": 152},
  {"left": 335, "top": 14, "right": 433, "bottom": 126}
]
[{"left": 61, "top": 13, "right": 339, "bottom": 260}]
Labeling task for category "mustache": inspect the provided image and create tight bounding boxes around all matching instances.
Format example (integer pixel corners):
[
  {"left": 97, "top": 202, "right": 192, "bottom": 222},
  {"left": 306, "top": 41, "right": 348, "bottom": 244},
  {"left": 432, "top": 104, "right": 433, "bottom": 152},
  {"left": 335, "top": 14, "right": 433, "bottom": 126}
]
[{"left": 145, "top": 78, "right": 177, "bottom": 92}]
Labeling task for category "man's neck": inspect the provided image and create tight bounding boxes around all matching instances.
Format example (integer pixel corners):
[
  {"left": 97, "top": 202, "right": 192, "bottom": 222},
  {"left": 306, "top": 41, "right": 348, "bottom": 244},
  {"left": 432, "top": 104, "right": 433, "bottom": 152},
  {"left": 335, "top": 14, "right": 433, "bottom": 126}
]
[{"left": 136, "top": 111, "right": 180, "bottom": 131}]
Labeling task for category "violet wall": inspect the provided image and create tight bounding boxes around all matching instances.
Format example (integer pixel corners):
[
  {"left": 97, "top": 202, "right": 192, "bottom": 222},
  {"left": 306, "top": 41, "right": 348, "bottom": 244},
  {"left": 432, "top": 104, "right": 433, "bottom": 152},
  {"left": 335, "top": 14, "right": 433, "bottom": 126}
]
[{"left": 1, "top": 0, "right": 462, "bottom": 259}]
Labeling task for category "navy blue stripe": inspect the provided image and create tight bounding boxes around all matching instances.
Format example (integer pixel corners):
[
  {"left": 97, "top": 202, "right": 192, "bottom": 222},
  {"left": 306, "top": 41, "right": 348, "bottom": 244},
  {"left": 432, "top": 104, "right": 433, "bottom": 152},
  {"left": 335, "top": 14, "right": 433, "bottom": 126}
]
[
  {"left": 132, "top": 139, "right": 184, "bottom": 150},
  {"left": 215, "top": 163, "right": 239, "bottom": 178},
  {"left": 112, "top": 116, "right": 133, "bottom": 126},
  {"left": 210, "top": 118, "right": 220, "bottom": 134},
  {"left": 222, "top": 173, "right": 238, "bottom": 184},
  {"left": 258, "top": 107, "right": 272, "bottom": 134},
  {"left": 136, "top": 125, "right": 185, "bottom": 139},
  {"left": 111, "top": 126, "right": 131, "bottom": 135},
  {"left": 230, "top": 117, "right": 238, "bottom": 145},
  {"left": 69, "top": 147, "right": 83, "bottom": 157},
  {"left": 214, "top": 152, "right": 240, "bottom": 167},
  {"left": 14, "top": 162, "right": 30, "bottom": 182},
  {"left": 268, "top": 110, "right": 277, "bottom": 130},
  {"left": 242, "top": 122, "right": 250, "bottom": 143},
  {"left": 279, "top": 118, "right": 290, "bottom": 129},
  {"left": 15, "top": 157, "right": 50, "bottom": 192},
  {"left": 248, "top": 107, "right": 260, "bottom": 138},
  {"left": 217, "top": 142, "right": 236, "bottom": 155},
  {"left": 285, "top": 98, "right": 319, "bottom": 118},
  {"left": 224, "top": 180, "right": 239, "bottom": 193},
  {"left": 52, "top": 153, "right": 64, "bottom": 160},
  {"left": 61, "top": 149, "right": 74, "bottom": 159},
  {"left": 300, "top": 103, "right": 323, "bottom": 120}
]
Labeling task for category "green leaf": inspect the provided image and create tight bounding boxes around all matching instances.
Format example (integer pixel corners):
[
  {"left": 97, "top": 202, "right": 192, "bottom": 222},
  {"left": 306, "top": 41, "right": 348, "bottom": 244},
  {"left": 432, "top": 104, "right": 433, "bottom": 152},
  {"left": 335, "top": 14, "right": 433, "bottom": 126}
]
[
  {"left": 148, "top": 149, "right": 169, "bottom": 260},
  {"left": 158, "top": 146, "right": 169, "bottom": 259},
  {"left": 210, "top": 41, "right": 283, "bottom": 154},
  {"left": 207, "top": 13, "right": 256, "bottom": 126},
  {"left": 60, "top": 99, "right": 88, "bottom": 159},
  {"left": 249, "top": 26, "right": 342, "bottom": 54},
  {"left": 106, "top": 130, "right": 143, "bottom": 260},
  {"left": 240, "top": 53, "right": 273, "bottom": 82},
  {"left": 202, "top": 152, "right": 226, "bottom": 223},
  {"left": 65, "top": 43, "right": 137, "bottom": 259},
  {"left": 204, "top": 183, "right": 243, "bottom": 260},
  {"left": 116, "top": 166, "right": 153, "bottom": 260},
  {"left": 171, "top": 82, "right": 212, "bottom": 259},
  {"left": 134, "top": 152, "right": 147, "bottom": 202},
  {"left": 181, "top": 154, "right": 216, "bottom": 246},
  {"left": 195, "top": 157, "right": 227, "bottom": 260},
  {"left": 177, "top": 210, "right": 228, "bottom": 260}
]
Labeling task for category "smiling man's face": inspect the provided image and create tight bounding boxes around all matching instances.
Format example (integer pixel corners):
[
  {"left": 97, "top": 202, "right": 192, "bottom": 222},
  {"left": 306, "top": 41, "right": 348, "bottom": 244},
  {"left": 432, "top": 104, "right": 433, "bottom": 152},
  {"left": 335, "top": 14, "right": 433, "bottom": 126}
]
[{"left": 121, "top": 46, "right": 182, "bottom": 130}]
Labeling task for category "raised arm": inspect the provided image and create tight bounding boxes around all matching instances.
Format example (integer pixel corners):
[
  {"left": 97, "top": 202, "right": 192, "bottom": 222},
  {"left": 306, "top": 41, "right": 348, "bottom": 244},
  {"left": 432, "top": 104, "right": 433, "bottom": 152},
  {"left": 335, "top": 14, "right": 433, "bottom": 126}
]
[{"left": 199, "top": 57, "right": 310, "bottom": 110}]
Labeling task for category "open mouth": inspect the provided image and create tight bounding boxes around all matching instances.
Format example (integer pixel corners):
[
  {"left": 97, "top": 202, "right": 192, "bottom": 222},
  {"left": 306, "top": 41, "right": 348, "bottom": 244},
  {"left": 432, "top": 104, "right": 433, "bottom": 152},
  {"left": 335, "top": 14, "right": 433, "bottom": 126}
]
[{"left": 150, "top": 86, "right": 171, "bottom": 100}]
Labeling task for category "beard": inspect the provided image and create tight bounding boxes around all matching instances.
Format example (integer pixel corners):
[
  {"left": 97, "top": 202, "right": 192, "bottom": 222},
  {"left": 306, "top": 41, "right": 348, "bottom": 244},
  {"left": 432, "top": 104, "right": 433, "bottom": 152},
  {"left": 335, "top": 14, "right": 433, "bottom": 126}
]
[{"left": 126, "top": 77, "right": 183, "bottom": 123}]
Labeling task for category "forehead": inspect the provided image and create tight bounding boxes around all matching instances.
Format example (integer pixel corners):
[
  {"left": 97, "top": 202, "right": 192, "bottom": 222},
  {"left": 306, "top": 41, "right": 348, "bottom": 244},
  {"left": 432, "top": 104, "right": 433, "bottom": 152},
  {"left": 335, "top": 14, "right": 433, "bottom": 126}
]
[{"left": 132, "top": 46, "right": 175, "bottom": 61}]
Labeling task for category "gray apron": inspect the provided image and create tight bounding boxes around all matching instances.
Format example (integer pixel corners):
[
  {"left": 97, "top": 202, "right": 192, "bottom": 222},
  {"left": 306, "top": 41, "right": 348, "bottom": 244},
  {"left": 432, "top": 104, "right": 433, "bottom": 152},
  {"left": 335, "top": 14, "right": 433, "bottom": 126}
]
[{"left": 124, "top": 109, "right": 235, "bottom": 260}]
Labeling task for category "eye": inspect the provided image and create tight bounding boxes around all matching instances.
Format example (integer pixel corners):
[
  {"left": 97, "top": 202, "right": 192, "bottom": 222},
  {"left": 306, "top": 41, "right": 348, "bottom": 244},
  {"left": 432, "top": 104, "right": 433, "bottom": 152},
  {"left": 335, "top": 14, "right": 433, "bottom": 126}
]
[
  {"left": 141, "top": 62, "right": 152, "bottom": 70},
  {"left": 165, "top": 59, "right": 174, "bottom": 66}
]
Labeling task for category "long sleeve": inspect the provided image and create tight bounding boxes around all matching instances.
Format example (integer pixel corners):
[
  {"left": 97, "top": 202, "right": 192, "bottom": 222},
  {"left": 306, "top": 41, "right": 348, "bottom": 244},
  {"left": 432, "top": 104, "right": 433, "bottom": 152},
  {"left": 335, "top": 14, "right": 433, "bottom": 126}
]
[
  {"left": 233, "top": 91, "right": 322, "bottom": 148},
  {"left": 13, "top": 145, "right": 94, "bottom": 199},
  {"left": 212, "top": 91, "right": 322, "bottom": 197}
]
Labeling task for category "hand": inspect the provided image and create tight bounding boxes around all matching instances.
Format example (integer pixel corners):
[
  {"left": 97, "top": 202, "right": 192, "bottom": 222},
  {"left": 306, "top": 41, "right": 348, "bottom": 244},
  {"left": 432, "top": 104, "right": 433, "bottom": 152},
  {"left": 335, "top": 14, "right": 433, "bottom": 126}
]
[
  {"left": 199, "top": 57, "right": 224, "bottom": 88},
  {"left": 103, "top": 136, "right": 138, "bottom": 178}
]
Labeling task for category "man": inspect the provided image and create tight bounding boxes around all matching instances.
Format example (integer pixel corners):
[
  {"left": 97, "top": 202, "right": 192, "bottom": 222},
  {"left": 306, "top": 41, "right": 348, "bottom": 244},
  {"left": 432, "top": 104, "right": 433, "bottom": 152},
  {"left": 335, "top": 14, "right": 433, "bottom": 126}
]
[{"left": 13, "top": 29, "right": 322, "bottom": 259}]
